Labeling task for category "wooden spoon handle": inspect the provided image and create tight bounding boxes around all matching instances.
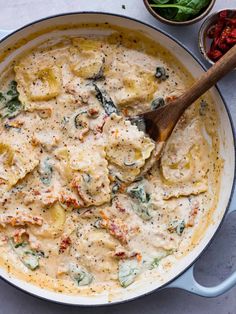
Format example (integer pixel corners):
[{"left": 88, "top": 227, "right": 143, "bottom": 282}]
[
  {"left": 143, "top": 44, "right": 236, "bottom": 142},
  {"left": 175, "top": 43, "right": 236, "bottom": 112}
]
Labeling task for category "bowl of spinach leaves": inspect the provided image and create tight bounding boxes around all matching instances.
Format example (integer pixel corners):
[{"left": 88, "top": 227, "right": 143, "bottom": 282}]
[{"left": 144, "top": 0, "right": 216, "bottom": 25}]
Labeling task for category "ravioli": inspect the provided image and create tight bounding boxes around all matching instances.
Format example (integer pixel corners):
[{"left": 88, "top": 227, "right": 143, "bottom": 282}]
[
  {"left": 105, "top": 63, "right": 157, "bottom": 107},
  {"left": 160, "top": 119, "right": 210, "bottom": 198},
  {"left": 74, "top": 225, "right": 119, "bottom": 282},
  {"left": 55, "top": 143, "right": 111, "bottom": 207},
  {"left": 103, "top": 114, "right": 155, "bottom": 182},
  {"left": 70, "top": 38, "right": 105, "bottom": 79},
  {"left": 70, "top": 145, "right": 111, "bottom": 207},
  {"left": 14, "top": 48, "right": 65, "bottom": 109},
  {"left": 0, "top": 143, "right": 39, "bottom": 189}
]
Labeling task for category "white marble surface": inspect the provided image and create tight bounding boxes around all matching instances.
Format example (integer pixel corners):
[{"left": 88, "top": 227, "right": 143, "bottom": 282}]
[{"left": 0, "top": 0, "right": 236, "bottom": 313}]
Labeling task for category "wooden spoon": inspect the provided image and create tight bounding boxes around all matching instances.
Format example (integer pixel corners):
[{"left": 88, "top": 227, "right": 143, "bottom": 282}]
[{"left": 140, "top": 43, "right": 236, "bottom": 142}]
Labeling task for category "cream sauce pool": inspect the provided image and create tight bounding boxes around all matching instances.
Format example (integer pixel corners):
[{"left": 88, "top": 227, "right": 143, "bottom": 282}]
[{"left": 0, "top": 25, "right": 222, "bottom": 297}]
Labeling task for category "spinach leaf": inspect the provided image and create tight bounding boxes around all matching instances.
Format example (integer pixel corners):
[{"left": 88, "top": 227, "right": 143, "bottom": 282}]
[
  {"left": 118, "top": 259, "right": 139, "bottom": 288},
  {"left": 168, "top": 220, "right": 185, "bottom": 235},
  {"left": 127, "top": 184, "right": 153, "bottom": 220},
  {"left": 1, "top": 99, "right": 22, "bottom": 119},
  {"left": 150, "top": 257, "right": 161, "bottom": 269},
  {"left": 155, "top": 66, "right": 168, "bottom": 80},
  {"left": 132, "top": 204, "right": 152, "bottom": 221},
  {"left": 127, "top": 184, "right": 150, "bottom": 203},
  {"left": 0, "top": 92, "right": 6, "bottom": 104},
  {"left": 7, "top": 80, "right": 19, "bottom": 98},
  {"left": 150, "top": 0, "right": 210, "bottom": 21},
  {"left": 152, "top": 0, "right": 169, "bottom": 3},
  {"left": 176, "top": 220, "right": 185, "bottom": 235},
  {"left": 21, "top": 250, "right": 40, "bottom": 270},
  {"left": 39, "top": 157, "right": 53, "bottom": 186},
  {"left": 9, "top": 239, "right": 40, "bottom": 270},
  {"left": 127, "top": 184, "right": 152, "bottom": 220},
  {"left": 69, "top": 263, "right": 93, "bottom": 286},
  {"left": 0, "top": 80, "right": 23, "bottom": 119},
  {"left": 112, "top": 181, "right": 120, "bottom": 194},
  {"left": 148, "top": 249, "right": 173, "bottom": 270},
  {"left": 14, "top": 241, "right": 28, "bottom": 248},
  {"left": 151, "top": 97, "right": 165, "bottom": 110},
  {"left": 93, "top": 84, "right": 119, "bottom": 116}
]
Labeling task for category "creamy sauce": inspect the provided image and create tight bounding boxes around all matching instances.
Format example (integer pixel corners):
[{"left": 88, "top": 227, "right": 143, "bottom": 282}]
[{"left": 0, "top": 25, "right": 222, "bottom": 296}]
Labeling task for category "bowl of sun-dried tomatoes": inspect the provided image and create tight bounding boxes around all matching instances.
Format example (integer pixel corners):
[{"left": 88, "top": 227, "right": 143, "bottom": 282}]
[{"left": 199, "top": 9, "right": 236, "bottom": 64}]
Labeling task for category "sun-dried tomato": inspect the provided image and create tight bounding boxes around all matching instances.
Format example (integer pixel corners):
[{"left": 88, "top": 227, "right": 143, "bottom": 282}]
[
  {"left": 59, "top": 236, "right": 71, "bottom": 253},
  {"left": 207, "top": 49, "right": 223, "bottom": 61},
  {"left": 226, "top": 37, "right": 236, "bottom": 45},
  {"left": 230, "top": 29, "right": 236, "bottom": 38},
  {"left": 226, "top": 18, "right": 236, "bottom": 27},
  {"left": 207, "top": 26, "right": 215, "bottom": 39},
  {"left": 219, "top": 10, "right": 228, "bottom": 20},
  {"left": 206, "top": 10, "right": 236, "bottom": 62}
]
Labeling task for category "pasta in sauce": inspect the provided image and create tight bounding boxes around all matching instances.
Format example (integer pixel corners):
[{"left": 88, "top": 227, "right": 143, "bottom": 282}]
[{"left": 0, "top": 25, "right": 222, "bottom": 296}]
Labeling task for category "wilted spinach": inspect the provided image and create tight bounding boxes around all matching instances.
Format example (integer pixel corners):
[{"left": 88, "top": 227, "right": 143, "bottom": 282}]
[
  {"left": 112, "top": 181, "right": 120, "bottom": 195},
  {"left": 127, "top": 183, "right": 152, "bottom": 221},
  {"left": 148, "top": 249, "right": 173, "bottom": 270},
  {"left": 93, "top": 83, "right": 119, "bottom": 116},
  {"left": 39, "top": 157, "right": 53, "bottom": 186},
  {"left": 69, "top": 263, "right": 93, "bottom": 286},
  {"left": 127, "top": 184, "right": 150, "bottom": 203},
  {"left": 118, "top": 259, "right": 139, "bottom": 287},
  {"left": 132, "top": 204, "right": 152, "bottom": 221},
  {"left": 0, "top": 81, "right": 23, "bottom": 119},
  {"left": 151, "top": 97, "right": 165, "bottom": 110},
  {"left": 155, "top": 66, "right": 168, "bottom": 80},
  {"left": 168, "top": 220, "right": 185, "bottom": 235},
  {"left": 9, "top": 239, "right": 41, "bottom": 270}
]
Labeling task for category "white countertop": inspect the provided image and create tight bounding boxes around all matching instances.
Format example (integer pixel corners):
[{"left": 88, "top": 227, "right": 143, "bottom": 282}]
[{"left": 0, "top": 0, "right": 236, "bottom": 313}]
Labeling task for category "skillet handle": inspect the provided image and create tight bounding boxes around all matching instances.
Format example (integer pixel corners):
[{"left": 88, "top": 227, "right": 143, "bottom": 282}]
[
  {"left": 0, "top": 29, "right": 12, "bottom": 40},
  {"left": 168, "top": 187, "right": 236, "bottom": 297},
  {"left": 168, "top": 264, "right": 236, "bottom": 297}
]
